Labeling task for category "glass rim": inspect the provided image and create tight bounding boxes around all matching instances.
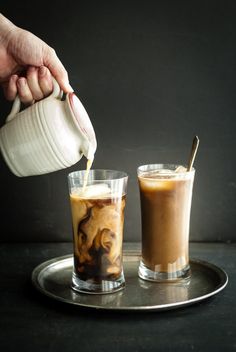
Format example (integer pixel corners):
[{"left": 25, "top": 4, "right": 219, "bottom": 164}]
[
  {"left": 68, "top": 169, "right": 128, "bottom": 181},
  {"left": 137, "top": 163, "right": 195, "bottom": 177}
]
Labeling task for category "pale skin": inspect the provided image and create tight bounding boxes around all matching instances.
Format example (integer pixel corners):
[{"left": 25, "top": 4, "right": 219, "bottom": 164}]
[{"left": 0, "top": 13, "right": 73, "bottom": 104}]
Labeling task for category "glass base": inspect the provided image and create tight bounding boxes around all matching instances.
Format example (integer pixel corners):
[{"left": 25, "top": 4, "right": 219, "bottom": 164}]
[
  {"left": 138, "top": 260, "right": 191, "bottom": 282},
  {"left": 71, "top": 271, "right": 125, "bottom": 294}
]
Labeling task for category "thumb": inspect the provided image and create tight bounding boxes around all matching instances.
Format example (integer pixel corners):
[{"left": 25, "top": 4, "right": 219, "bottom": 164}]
[{"left": 44, "top": 47, "right": 73, "bottom": 93}]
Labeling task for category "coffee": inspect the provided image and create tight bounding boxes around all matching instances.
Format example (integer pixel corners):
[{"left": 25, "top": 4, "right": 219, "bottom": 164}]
[
  {"left": 70, "top": 184, "right": 126, "bottom": 284},
  {"left": 138, "top": 165, "right": 195, "bottom": 281}
]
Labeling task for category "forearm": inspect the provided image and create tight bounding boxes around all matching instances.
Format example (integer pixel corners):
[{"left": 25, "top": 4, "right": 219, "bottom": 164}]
[
  {"left": 0, "top": 14, "right": 19, "bottom": 82},
  {"left": 0, "top": 14, "right": 16, "bottom": 42}
]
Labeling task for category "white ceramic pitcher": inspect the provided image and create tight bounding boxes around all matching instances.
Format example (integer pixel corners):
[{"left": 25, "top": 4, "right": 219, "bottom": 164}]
[{"left": 0, "top": 78, "right": 97, "bottom": 177}]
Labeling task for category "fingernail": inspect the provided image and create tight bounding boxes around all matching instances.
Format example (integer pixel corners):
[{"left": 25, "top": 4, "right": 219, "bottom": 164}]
[
  {"left": 17, "top": 78, "right": 26, "bottom": 86},
  {"left": 10, "top": 75, "right": 18, "bottom": 82},
  {"left": 39, "top": 66, "right": 47, "bottom": 77}
]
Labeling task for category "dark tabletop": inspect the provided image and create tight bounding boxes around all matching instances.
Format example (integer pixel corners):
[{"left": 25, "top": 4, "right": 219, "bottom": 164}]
[{"left": 0, "top": 242, "right": 235, "bottom": 352}]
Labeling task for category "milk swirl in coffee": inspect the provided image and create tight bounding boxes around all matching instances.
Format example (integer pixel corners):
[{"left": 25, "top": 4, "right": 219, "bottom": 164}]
[{"left": 70, "top": 163, "right": 126, "bottom": 285}]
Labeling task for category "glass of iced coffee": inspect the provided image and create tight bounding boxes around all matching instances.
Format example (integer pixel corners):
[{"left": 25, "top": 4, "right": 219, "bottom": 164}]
[
  {"left": 68, "top": 169, "right": 128, "bottom": 294},
  {"left": 137, "top": 164, "right": 195, "bottom": 282}
]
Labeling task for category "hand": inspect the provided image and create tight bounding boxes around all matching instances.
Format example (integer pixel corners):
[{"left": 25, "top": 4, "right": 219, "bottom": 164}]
[{"left": 0, "top": 14, "right": 73, "bottom": 102}]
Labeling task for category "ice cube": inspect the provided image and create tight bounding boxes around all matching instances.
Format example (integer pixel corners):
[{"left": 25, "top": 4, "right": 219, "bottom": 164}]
[
  {"left": 72, "top": 183, "right": 111, "bottom": 198},
  {"left": 157, "top": 169, "right": 173, "bottom": 174},
  {"left": 175, "top": 166, "right": 187, "bottom": 173}
]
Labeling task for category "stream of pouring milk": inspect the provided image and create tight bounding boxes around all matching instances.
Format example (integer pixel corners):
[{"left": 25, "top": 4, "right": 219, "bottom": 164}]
[{"left": 82, "top": 158, "right": 93, "bottom": 192}]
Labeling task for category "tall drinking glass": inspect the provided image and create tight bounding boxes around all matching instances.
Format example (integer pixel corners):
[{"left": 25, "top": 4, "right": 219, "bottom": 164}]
[
  {"left": 68, "top": 169, "right": 128, "bottom": 294},
  {"left": 138, "top": 164, "right": 195, "bottom": 282}
]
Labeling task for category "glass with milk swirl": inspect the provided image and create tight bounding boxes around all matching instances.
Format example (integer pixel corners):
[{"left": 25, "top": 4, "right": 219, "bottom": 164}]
[{"left": 68, "top": 169, "right": 128, "bottom": 294}]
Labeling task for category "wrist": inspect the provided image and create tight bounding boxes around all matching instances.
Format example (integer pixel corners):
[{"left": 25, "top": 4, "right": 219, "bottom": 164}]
[{"left": 0, "top": 13, "right": 17, "bottom": 43}]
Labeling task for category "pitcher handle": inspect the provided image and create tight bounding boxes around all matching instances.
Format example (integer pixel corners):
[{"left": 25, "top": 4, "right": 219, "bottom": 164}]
[
  {"left": 6, "top": 96, "right": 21, "bottom": 123},
  {"left": 6, "top": 77, "right": 63, "bottom": 123}
]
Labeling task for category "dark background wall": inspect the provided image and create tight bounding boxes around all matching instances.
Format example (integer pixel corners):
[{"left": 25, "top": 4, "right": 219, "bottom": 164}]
[{"left": 0, "top": 0, "right": 235, "bottom": 243}]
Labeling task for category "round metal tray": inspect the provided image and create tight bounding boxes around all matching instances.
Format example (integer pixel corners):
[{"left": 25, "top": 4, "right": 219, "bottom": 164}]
[{"left": 32, "top": 253, "right": 228, "bottom": 311}]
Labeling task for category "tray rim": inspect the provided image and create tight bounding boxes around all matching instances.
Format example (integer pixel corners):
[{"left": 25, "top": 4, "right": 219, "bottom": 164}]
[{"left": 32, "top": 253, "right": 228, "bottom": 311}]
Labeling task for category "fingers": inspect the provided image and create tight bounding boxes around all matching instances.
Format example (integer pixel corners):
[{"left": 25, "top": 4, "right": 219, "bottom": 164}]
[
  {"left": 3, "top": 74, "right": 18, "bottom": 101},
  {"left": 26, "top": 66, "right": 53, "bottom": 102},
  {"left": 17, "top": 77, "right": 34, "bottom": 105},
  {"left": 44, "top": 47, "right": 73, "bottom": 93},
  {"left": 38, "top": 66, "right": 53, "bottom": 96},
  {"left": 26, "top": 67, "right": 44, "bottom": 100},
  {"left": 5, "top": 66, "right": 53, "bottom": 105}
]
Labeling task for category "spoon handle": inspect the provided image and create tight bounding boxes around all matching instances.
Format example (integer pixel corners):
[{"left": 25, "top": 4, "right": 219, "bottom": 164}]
[{"left": 187, "top": 136, "right": 200, "bottom": 171}]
